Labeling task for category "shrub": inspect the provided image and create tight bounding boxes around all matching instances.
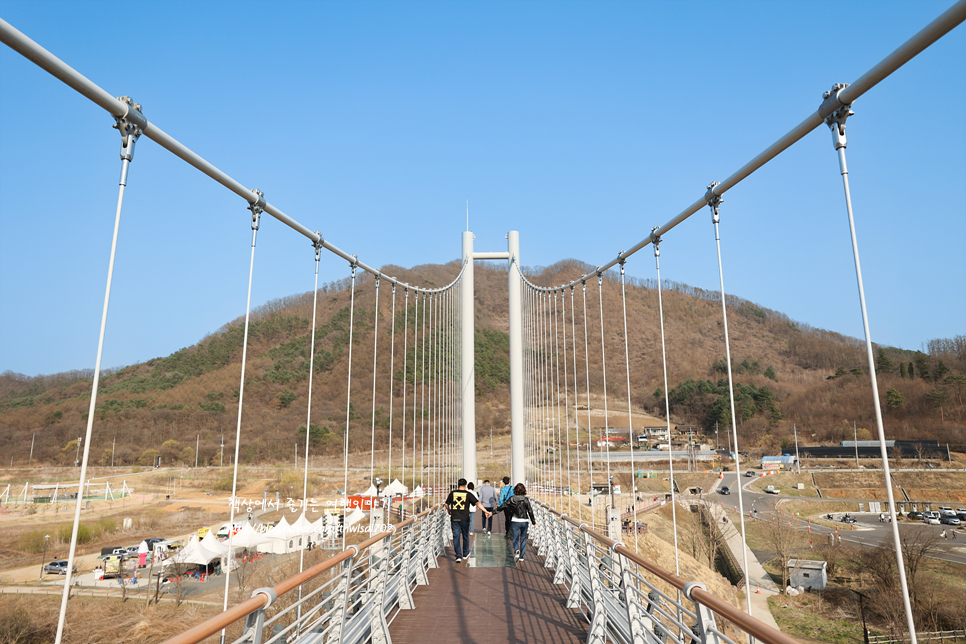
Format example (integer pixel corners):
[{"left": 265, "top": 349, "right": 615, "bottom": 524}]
[{"left": 16, "top": 529, "right": 48, "bottom": 554}]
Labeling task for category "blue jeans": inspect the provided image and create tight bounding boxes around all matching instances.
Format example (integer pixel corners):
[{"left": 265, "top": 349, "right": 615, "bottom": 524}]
[
  {"left": 481, "top": 507, "right": 495, "bottom": 532},
  {"left": 451, "top": 521, "right": 471, "bottom": 558},
  {"left": 510, "top": 521, "right": 530, "bottom": 559}
]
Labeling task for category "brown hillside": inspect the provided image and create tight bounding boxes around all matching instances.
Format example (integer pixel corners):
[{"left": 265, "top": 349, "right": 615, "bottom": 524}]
[{"left": 1, "top": 261, "right": 963, "bottom": 467}]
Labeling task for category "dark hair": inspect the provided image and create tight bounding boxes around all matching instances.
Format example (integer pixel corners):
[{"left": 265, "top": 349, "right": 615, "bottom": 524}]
[
  {"left": 503, "top": 476, "right": 510, "bottom": 484},
  {"left": 483, "top": 479, "right": 490, "bottom": 484},
  {"left": 458, "top": 478, "right": 467, "bottom": 486},
  {"left": 513, "top": 483, "right": 527, "bottom": 496},
  {"left": 467, "top": 482, "right": 475, "bottom": 490}
]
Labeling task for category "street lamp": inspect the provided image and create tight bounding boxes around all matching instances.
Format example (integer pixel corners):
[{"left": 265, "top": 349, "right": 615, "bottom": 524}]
[
  {"left": 609, "top": 475, "right": 616, "bottom": 509},
  {"left": 39, "top": 534, "right": 50, "bottom": 580},
  {"left": 852, "top": 590, "right": 871, "bottom": 644},
  {"left": 74, "top": 436, "right": 82, "bottom": 467}
]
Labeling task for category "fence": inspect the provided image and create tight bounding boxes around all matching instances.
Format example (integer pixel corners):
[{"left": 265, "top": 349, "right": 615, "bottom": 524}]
[
  {"left": 531, "top": 501, "right": 797, "bottom": 644},
  {"left": 160, "top": 504, "right": 447, "bottom": 644}
]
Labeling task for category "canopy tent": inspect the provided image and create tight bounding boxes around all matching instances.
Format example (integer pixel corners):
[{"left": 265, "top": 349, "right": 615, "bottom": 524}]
[
  {"left": 200, "top": 530, "right": 228, "bottom": 555},
  {"left": 226, "top": 522, "right": 269, "bottom": 549},
  {"left": 412, "top": 485, "right": 425, "bottom": 498},
  {"left": 383, "top": 479, "right": 408, "bottom": 496},
  {"left": 259, "top": 513, "right": 318, "bottom": 554},
  {"left": 358, "top": 484, "right": 377, "bottom": 497},
  {"left": 162, "top": 535, "right": 222, "bottom": 568},
  {"left": 346, "top": 509, "right": 366, "bottom": 528}
]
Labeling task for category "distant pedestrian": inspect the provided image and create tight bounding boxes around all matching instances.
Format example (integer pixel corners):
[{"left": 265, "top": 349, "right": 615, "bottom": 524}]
[
  {"left": 467, "top": 482, "right": 477, "bottom": 528},
  {"left": 445, "top": 478, "right": 491, "bottom": 563},
  {"left": 478, "top": 479, "right": 498, "bottom": 534},
  {"left": 498, "top": 483, "right": 536, "bottom": 562},
  {"left": 498, "top": 476, "right": 514, "bottom": 537},
  {"left": 940, "top": 530, "right": 947, "bottom": 540}
]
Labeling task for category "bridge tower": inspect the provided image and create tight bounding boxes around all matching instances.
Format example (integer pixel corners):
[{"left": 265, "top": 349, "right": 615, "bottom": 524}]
[{"left": 460, "top": 231, "right": 523, "bottom": 486}]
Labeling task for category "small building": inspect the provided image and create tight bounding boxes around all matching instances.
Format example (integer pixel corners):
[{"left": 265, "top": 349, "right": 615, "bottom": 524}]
[
  {"left": 761, "top": 455, "right": 797, "bottom": 470},
  {"left": 787, "top": 559, "right": 827, "bottom": 591}
]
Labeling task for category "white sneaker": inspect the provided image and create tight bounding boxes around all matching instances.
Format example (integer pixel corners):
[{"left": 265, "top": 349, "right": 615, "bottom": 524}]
[
  {"left": 455, "top": 557, "right": 462, "bottom": 563},
  {"left": 513, "top": 550, "right": 520, "bottom": 561},
  {"left": 487, "top": 530, "right": 491, "bottom": 535},
  {"left": 519, "top": 557, "right": 525, "bottom": 562}
]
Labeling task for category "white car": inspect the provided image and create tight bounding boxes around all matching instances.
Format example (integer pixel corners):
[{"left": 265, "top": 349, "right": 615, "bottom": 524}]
[{"left": 924, "top": 512, "right": 941, "bottom": 525}]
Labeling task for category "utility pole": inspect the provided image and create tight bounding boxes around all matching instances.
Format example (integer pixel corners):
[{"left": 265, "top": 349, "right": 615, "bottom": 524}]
[
  {"left": 490, "top": 426, "right": 493, "bottom": 458},
  {"left": 793, "top": 424, "right": 801, "bottom": 474},
  {"left": 29, "top": 433, "right": 35, "bottom": 464},
  {"left": 74, "top": 436, "right": 82, "bottom": 467},
  {"left": 854, "top": 421, "right": 859, "bottom": 468},
  {"left": 295, "top": 443, "right": 298, "bottom": 471},
  {"left": 195, "top": 435, "right": 199, "bottom": 468},
  {"left": 220, "top": 435, "right": 224, "bottom": 468},
  {"left": 111, "top": 436, "right": 115, "bottom": 468}
]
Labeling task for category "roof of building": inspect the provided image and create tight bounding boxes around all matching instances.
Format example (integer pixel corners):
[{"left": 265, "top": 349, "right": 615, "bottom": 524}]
[{"left": 787, "top": 559, "right": 828, "bottom": 570}]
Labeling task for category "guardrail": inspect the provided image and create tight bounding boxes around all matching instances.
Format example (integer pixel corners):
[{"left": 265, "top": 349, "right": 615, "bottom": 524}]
[
  {"left": 160, "top": 504, "right": 447, "bottom": 644},
  {"left": 531, "top": 501, "right": 797, "bottom": 644}
]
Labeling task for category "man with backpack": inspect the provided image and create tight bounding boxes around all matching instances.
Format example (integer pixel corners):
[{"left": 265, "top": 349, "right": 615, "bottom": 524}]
[{"left": 498, "top": 476, "right": 513, "bottom": 538}]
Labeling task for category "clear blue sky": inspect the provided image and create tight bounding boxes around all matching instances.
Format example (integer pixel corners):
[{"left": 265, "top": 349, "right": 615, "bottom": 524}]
[{"left": 1, "top": 1, "right": 964, "bottom": 377}]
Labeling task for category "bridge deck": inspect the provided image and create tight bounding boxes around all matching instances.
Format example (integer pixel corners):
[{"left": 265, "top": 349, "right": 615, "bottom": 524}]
[{"left": 389, "top": 514, "right": 587, "bottom": 644}]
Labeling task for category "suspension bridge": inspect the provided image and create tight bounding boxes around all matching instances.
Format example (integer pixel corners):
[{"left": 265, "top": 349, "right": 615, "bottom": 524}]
[{"left": 1, "top": 2, "right": 964, "bottom": 643}]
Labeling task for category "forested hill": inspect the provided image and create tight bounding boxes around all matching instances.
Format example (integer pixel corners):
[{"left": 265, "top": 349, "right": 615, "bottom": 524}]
[{"left": 1, "top": 260, "right": 963, "bottom": 466}]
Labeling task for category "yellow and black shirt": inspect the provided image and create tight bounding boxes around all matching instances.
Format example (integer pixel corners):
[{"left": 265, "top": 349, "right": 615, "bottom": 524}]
[{"left": 445, "top": 489, "right": 478, "bottom": 523}]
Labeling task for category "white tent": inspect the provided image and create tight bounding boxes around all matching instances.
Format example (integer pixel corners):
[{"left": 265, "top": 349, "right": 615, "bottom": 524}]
[
  {"left": 162, "top": 535, "right": 221, "bottom": 568},
  {"left": 259, "top": 514, "right": 314, "bottom": 554},
  {"left": 221, "top": 522, "right": 269, "bottom": 551},
  {"left": 358, "top": 484, "right": 378, "bottom": 497},
  {"left": 383, "top": 479, "right": 408, "bottom": 496},
  {"left": 346, "top": 509, "right": 366, "bottom": 528},
  {"left": 412, "top": 485, "right": 425, "bottom": 498},
  {"left": 200, "top": 530, "right": 228, "bottom": 554}
]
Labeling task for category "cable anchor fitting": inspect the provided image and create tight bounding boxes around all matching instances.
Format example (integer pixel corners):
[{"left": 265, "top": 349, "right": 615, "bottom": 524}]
[
  {"left": 705, "top": 181, "right": 723, "bottom": 224},
  {"left": 650, "top": 226, "right": 662, "bottom": 257},
  {"left": 248, "top": 189, "right": 265, "bottom": 230},
  {"left": 312, "top": 232, "right": 324, "bottom": 261},
  {"left": 821, "top": 83, "right": 854, "bottom": 150},
  {"left": 113, "top": 96, "right": 145, "bottom": 162}
]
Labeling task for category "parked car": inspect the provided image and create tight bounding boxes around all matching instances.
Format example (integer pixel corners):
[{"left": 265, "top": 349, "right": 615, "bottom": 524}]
[
  {"left": 924, "top": 512, "right": 941, "bottom": 525},
  {"left": 719, "top": 486, "right": 731, "bottom": 495},
  {"left": 956, "top": 509, "right": 966, "bottom": 521},
  {"left": 44, "top": 560, "right": 77, "bottom": 575},
  {"left": 906, "top": 511, "right": 924, "bottom": 521},
  {"left": 941, "top": 514, "right": 961, "bottom": 526}
]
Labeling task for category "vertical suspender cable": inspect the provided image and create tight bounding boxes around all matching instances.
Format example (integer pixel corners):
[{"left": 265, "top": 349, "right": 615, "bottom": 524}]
[
  {"left": 55, "top": 119, "right": 142, "bottom": 644},
  {"left": 554, "top": 290, "right": 567, "bottom": 514},
  {"left": 619, "top": 261, "right": 639, "bottom": 551},
  {"left": 580, "top": 282, "right": 594, "bottom": 528},
  {"left": 652, "top": 238, "right": 681, "bottom": 577},
  {"left": 570, "top": 286, "right": 581, "bottom": 520},
  {"left": 219, "top": 195, "right": 264, "bottom": 644},
  {"left": 596, "top": 274, "right": 612, "bottom": 506},
  {"left": 341, "top": 265, "right": 358, "bottom": 549},
  {"left": 825, "top": 104, "right": 918, "bottom": 642},
  {"left": 295, "top": 241, "right": 323, "bottom": 633},
  {"left": 369, "top": 278, "right": 381, "bottom": 484},
  {"left": 705, "top": 188, "right": 754, "bottom": 616},
  {"left": 400, "top": 289, "right": 408, "bottom": 515},
  {"left": 411, "top": 291, "right": 419, "bottom": 506},
  {"left": 420, "top": 292, "right": 427, "bottom": 500},
  {"left": 388, "top": 284, "right": 397, "bottom": 489}
]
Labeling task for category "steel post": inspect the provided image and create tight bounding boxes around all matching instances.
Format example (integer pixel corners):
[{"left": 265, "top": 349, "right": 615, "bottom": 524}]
[
  {"left": 508, "top": 231, "right": 525, "bottom": 486},
  {"left": 461, "top": 232, "right": 476, "bottom": 483}
]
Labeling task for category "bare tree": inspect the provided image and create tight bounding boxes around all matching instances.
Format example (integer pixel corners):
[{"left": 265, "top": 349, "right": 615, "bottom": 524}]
[{"left": 762, "top": 507, "right": 808, "bottom": 592}]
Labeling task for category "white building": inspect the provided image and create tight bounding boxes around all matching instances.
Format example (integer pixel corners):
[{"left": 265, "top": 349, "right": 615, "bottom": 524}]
[{"left": 787, "top": 559, "right": 827, "bottom": 591}]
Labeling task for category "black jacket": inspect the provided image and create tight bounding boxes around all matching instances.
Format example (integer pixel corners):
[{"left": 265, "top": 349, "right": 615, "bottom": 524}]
[{"left": 498, "top": 495, "right": 536, "bottom": 524}]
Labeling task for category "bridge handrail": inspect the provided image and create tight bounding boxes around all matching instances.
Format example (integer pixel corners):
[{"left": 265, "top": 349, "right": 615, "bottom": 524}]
[
  {"left": 536, "top": 501, "right": 798, "bottom": 644},
  {"left": 160, "top": 503, "right": 443, "bottom": 644}
]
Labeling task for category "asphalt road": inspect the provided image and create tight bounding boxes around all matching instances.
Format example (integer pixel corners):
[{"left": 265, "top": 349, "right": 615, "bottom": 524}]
[{"left": 711, "top": 472, "right": 966, "bottom": 566}]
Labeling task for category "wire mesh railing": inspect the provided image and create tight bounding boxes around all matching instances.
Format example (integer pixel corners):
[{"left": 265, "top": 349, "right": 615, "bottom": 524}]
[
  {"left": 160, "top": 504, "right": 447, "bottom": 644},
  {"left": 531, "top": 500, "right": 798, "bottom": 644}
]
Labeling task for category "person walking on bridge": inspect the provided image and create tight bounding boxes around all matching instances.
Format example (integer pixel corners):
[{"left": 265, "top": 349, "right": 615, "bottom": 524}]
[
  {"left": 498, "top": 476, "right": 513, "bottom": 537},
  {"left": 478, "top": 479, "right": 497, "bottom": 534},
  {"left": 498, "top": 483, "right": 536, "bottom": 562},
  {"left": 445, "top": 479, "right": 491, "bottom": 563}
]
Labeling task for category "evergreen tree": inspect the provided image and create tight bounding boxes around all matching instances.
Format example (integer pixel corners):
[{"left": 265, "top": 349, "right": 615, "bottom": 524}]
[
  {"left": 908, "top": 361, "right": 915, "bottom": 379},
  {"left": 764, "top": 366, "right": 778, "bottom": 382},
  {"left": 875, "top": 348, "right": 893, "bottom": 374},
  {"left": 899, "top": 362, "right": 907, "bottom": 378},
  {"left": 885, "top": 388, "right": 905, "bottom": 409}
]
